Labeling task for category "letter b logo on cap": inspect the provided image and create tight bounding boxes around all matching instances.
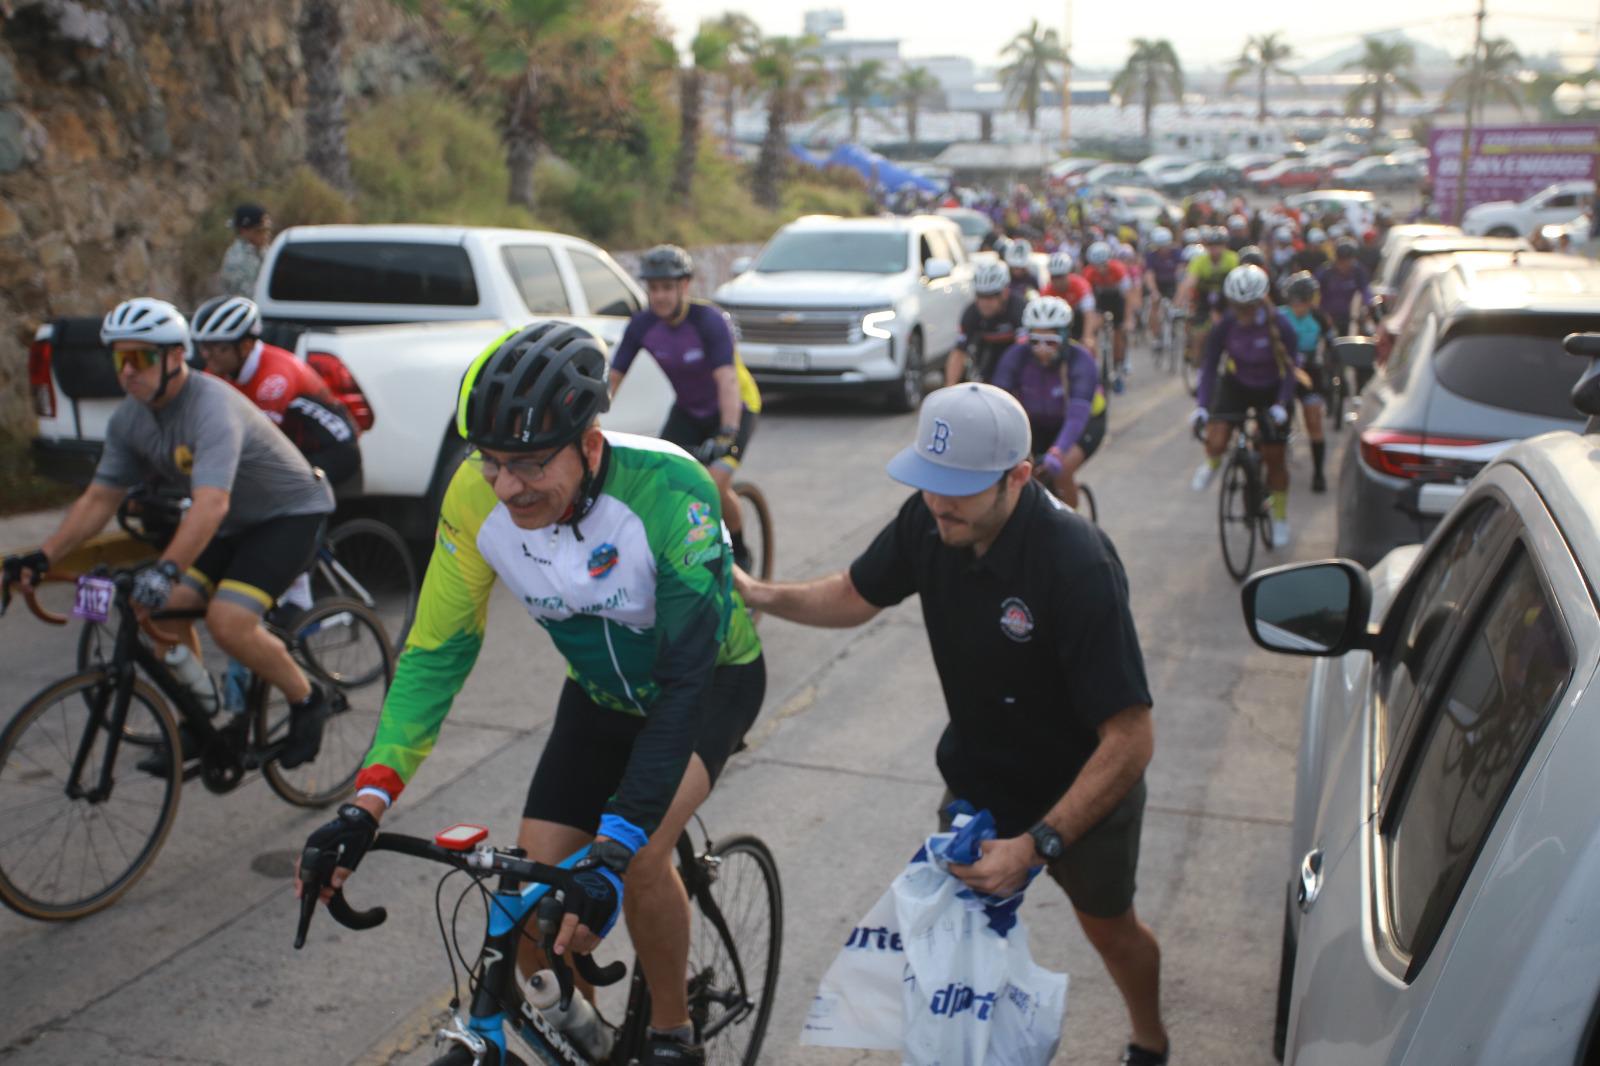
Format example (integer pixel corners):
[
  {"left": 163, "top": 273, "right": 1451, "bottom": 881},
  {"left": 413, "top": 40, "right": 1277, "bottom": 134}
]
[{"left": 926, "top": 418, "right": 952, "bottom": 455}]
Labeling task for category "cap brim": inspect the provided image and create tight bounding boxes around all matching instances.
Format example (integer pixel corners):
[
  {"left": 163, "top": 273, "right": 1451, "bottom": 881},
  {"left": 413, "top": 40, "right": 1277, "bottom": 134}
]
[{"left": 886, "top": 445, "right": 1006, "bottom": 496}]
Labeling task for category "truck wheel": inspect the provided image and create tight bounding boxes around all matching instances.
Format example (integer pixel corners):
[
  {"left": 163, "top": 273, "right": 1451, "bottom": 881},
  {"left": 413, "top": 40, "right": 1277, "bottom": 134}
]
[
  {"left": 1487, "top": 226, "right": 1520, "bottom": 238},
  {"left": 886, "top": 330, "right": 925, "bottom": 413}
]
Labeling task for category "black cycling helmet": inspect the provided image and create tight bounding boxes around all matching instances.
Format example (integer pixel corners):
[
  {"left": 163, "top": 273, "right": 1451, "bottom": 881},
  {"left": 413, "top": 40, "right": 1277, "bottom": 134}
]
[
  {"left": 1335, "top": 238, "right": 1359, "bottom": 259},
  {"left": 1237, "top": 245, "right": 1267, "bottom": 269},
  {"left": 638, "top": 244, "right": 694, "bottom": 281},
  {"left": 456, "top": 322, "right": 611, "bottom": 453},
  {"left": 1285, "top": 271, "right": 1319, "bottom": 302}
]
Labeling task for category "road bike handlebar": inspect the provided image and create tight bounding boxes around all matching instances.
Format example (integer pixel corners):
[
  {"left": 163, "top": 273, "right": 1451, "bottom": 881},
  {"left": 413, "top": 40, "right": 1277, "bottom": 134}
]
[
  {"left": 295, "top": 831, "right": 627, "bottom": 1008},
  {"left": 0, "top": 573, "right": 69, "bottom": 625}
]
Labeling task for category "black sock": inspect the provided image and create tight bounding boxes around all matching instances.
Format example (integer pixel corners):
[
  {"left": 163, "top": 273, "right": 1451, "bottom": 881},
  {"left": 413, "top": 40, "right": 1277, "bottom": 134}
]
[{"left": 1311, "top": 440, "right": 1325, "bottom": 476}]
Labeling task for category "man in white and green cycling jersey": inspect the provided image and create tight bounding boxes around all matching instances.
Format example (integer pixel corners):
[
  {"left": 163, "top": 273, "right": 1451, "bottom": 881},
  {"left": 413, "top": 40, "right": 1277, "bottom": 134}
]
[{"left": 297, "top": 321, "right": 763, "bottom": 1066}]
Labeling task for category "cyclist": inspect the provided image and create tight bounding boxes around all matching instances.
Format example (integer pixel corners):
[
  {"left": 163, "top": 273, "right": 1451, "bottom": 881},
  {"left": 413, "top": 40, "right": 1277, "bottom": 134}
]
[
  {"left": 1236, "top": 246, "right": 1278, "bottom": 304},
  {"left": 948, "top": 259, "right": 1026, "bottom": 385},
  {"left": 1142, "top": 227, "right": 1182, "bottom": 345},
  {"left": 1282, "top": 271, "right": 1336, "bottom": 493},
  {"left": 1175, "top": 227, "right": 1239, "bottom": 366},
  {"left": 1292, "top": 227, "right": 1329, "bottom": 275},
  {"left": 2, "top": 298, "right": 335, "bottom": 764},
  {"left": 298, "top": 322, "right": 764, "bottom": 1066},
  {"left": 1003, "top": 238, "right": 1039, "bottom": 300},
  {"left": 1188, "top": 265, "right": 1298, "bottom": 549},
  {"left": 608, "top": 245, "right": 761, "bottom": 573},
  {"left": 1225, "top": 213, "right": 1251, "bottom": 251},
  {"left": 1041, "top": 249, "right": 1099, "bottom": 352},
  {"left": 990, "top": 296, "right": 1105, "bottom": 511},
  {"left": 1314, "top": 238, "right": 1374, "bottom": 336},
  {"left": 1082, "top": 240, "right": 1131, "bottom": 392}
]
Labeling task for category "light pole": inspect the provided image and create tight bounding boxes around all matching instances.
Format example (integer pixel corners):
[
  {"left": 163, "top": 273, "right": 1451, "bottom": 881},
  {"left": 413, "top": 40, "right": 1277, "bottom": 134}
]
[{"left": 1454, "top": 0, "right": 1488, "bottom": 224}]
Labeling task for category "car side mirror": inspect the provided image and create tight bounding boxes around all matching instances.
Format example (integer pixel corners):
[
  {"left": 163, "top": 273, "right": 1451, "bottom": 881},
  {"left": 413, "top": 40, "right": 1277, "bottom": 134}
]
[
  {"left": 923, "top": 257, "right": 952, "bottom": 281},
  {"left": 731, "top": 256, "right": 753, "bottom": 275},
  {"left": 1334, "top": 337, "right": 1377, "bottom": 371},
  {"left": 1241, "top": 559, "right": 1375, "bottom": 657}
]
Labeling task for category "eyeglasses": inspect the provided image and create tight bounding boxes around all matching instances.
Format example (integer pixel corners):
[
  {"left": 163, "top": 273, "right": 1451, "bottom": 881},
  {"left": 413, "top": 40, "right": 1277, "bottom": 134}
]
[
  {"left": 474, "top": 445, "right": 569, "bottom": 485},
  {"left": 112, "top": 347, "right": 161, "bottom": 373},
  {"left": 1029, "top": 334, "right": 1062, "bottom": 347}
]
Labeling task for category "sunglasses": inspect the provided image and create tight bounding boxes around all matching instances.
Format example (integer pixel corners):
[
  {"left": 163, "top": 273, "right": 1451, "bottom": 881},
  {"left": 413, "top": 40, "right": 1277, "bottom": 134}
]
[
  {"left": 474, "top": 444, "right": 569, "bottom": 485},
  {"left": 112, "top": 347, "right": 162, "bottom": 373},
  {"left": 1029, "top": 334, "right": 1063, "bottom": 347}
]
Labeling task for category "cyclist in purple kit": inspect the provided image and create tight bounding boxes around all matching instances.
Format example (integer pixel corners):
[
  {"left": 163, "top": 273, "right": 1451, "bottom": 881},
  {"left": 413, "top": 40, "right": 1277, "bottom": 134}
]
[
  {"left": 1313, "top": 238, "right": 1373, "bottom": 335},
  {"left": 609, "top": 244, "right": 762, "bottom": 571},
  {"left": 1142, "top": 228, "right": 1182, "bottom": 350}
]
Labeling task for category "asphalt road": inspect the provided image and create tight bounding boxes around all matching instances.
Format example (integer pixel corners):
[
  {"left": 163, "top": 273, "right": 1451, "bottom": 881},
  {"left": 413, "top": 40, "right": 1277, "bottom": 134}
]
[{"left": 0, "top": 335, "right": 1346, "bottom": 1066}]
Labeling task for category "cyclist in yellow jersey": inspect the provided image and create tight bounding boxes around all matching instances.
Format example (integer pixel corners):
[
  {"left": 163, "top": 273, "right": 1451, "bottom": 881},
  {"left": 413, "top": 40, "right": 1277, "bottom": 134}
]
[{"left": 1175, "top": 227, "right": 1239, "bottom": 366}]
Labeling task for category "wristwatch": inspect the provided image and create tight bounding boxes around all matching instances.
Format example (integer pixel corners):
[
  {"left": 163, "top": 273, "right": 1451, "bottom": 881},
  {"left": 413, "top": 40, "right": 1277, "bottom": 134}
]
[{"left": 1028, "top": 822, "right": 1065, "bottom": 862}]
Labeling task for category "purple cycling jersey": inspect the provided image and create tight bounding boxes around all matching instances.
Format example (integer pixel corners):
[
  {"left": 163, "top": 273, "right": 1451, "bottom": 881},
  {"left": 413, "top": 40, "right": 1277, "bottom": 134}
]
[
  {"left": 990, "top": 341, "right": 1102, "bottom": 455},
  {"left": 612, "top": 302, "right": 735, "bottom": 421},
  {"left": 1196, "top": 308, "right": 1298, "bottom": 411},
  {"left": 1314, "top": 263, "right": 1372, "bottom": 325},
  {"left": 1145, "top": 247, "right": 1183, "bottom": 284}
]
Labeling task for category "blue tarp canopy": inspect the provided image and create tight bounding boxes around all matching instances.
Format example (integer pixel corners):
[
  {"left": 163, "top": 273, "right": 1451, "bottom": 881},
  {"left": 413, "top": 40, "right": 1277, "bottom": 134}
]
[
  {"left": 789, "top": 143, "right": 828, "bottom": 168},
  {"left": 790, "top": 142, "right": 942, "bottom": 195}
]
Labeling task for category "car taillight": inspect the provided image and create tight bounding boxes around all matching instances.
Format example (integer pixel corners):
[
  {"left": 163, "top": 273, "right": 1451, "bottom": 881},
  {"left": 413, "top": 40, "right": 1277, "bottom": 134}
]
[
  {"left": 306, "top": 351, "right": 374, "bottom": 431},
  {"left": 1358, "top": 430, "right": 1502, "bottom": 481},
  {"left": 28, "top": 335, "right": 56, "bottom": 419}
]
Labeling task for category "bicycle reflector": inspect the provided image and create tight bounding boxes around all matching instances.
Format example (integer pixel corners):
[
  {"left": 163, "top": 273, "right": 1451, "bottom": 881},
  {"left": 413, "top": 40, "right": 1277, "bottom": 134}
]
[{"left": 434, "top": 824, "right": 489, "bottom": 851}]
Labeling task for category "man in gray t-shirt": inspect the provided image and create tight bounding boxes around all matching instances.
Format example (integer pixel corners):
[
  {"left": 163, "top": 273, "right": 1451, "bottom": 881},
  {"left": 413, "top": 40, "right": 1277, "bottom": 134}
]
[{"left": 5, "top": 298, "right": 335, "bottom": 770}]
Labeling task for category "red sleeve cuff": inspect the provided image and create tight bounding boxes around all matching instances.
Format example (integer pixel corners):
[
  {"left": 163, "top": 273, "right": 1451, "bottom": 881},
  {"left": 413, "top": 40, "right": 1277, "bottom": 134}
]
[{"left": 355, "top": 765, "right": 405, "bottom": 799}]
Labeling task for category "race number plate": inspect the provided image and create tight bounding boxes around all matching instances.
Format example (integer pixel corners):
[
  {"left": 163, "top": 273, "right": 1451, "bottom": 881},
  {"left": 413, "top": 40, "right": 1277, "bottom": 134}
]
[
  {"left": 772, "top": 348, "right": 810, "bottom": 371},
  {"left": 72, "top": 576, "right": 115, "bottom": 624}
]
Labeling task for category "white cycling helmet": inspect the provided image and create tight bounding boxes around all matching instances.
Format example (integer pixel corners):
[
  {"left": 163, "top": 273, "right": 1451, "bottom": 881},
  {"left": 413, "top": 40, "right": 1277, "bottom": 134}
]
[
  {"left": 1223, "top": 263, "right": 1271, "bottom": 304},
  {"left": 1182, "top": 227, "right": 1201, "bottom": 246},
  {"left": 973, "top": 259, "right": 1010, "bottom": 296},
  {"left": 1182, "top": 244, "right": 1204, "bottom": 263},
  {"left": 1086, "top": 240, "right": 1111, "bottom": 265},
  {"left": 1003, "top": 239, "right": 1033, "bottom": 268},
  {"left": 1150, "top": 227, "right": 1173, "bottom": 247},
  {"left": 1227, "top": 213, "right": 1248, "bottom": 231},
  {"left": 1273, "top": 225, "right": 1293, "bottom": 244},
  {"left": 101, "top": 297, "right": 190, "bottom": 351},
  {"left": 1047, "top": 250, "right": 1074, "bottom": 277},
  {"left": 191, "top": 295, "right": 262, "bottom": 344},
  {"left": 1307, "top": 226, "right": 1326, "bottom": 243},
  {"left": 1022, "top": 295, "right": 1073, "bottom": 333}
]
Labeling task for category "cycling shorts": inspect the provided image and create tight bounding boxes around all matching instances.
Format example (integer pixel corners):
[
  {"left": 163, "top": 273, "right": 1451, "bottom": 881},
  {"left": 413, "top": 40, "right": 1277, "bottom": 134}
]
[
  {"left": 1031, "top": 410, "right": 1106, "bottom": 462},
  {"left": 183, "top": 512, "right": 325, "bottom": 615},
  {"left": 1095, "top": 289, "right": 1127, "bottom": 328},
  {"left": 1212, "top": 377, "right": 1291, "bottom": 445},
  {"left": 1296, "top": 358, "right": 1327, "bottom": 405},
  {"left": 523, "top": 658, "right": 766, "bottom": 829},
  {"left": 660, "top": 405, "right": 757, "bottom": 474},
  {"left": 1153, "top": 278, "right": 1177, "bottom": 300}
]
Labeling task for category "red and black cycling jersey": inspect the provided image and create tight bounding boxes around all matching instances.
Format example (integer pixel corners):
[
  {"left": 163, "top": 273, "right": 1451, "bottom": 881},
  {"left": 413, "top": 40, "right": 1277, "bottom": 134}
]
[{"left": 223, "top": 342, "right": 361, "bottom": 485}]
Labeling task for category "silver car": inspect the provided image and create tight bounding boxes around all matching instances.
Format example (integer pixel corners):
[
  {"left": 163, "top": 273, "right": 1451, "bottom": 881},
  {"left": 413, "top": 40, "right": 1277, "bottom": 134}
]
[{"left": 1243, "top": 334, "right": 1600, "bottom": 1061}]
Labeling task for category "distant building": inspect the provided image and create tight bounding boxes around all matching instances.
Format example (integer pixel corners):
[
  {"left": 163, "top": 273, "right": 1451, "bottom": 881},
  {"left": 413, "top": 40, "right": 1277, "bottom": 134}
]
[
  {"left": 915, "top": 55, "right": 978, "bottom": 94},
  {"left": 815, "top": 37, "right": 901, "bottom": 67},
  {"left": 803, "top": 9, "right": 845, "bottom": 38}
]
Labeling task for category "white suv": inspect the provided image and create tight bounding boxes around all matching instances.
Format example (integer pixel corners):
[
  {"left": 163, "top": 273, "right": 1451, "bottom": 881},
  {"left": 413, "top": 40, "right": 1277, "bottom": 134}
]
[
  {"left": 714, "top": 214, "right": 973, "bottom": 411},
  {"left": 1461, "top": 179, "right": 1594, "bottom": 238}
]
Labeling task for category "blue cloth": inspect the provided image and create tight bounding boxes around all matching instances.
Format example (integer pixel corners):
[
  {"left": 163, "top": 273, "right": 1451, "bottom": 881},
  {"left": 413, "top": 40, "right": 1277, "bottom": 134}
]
[
  {"left": 822, "top": 143, "right": 941, "bottom": 195},
  {"left": 921, "top": 799, "right": 1043, "bottom": 936},
  {"left": 598, "top": 813, "right": 649, "bottom": 855}
]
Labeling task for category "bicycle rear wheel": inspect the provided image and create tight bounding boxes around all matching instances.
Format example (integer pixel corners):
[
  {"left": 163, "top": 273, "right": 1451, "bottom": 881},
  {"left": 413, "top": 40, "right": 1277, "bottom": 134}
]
[
  {"left": 316, "top": 517, "right": 418, "bottom": 651},
  {"left": 0, "top": 671, "right": 181, "bottom": 920},
  {"left": 686, "top": 835, "right": 782, "bottom": 1066},
  {"left": 257, "top": 599, "right": 393, "bottom": 807},
  {"left": 1218, "top": 456, "right": 1259, "bottom": 582}
]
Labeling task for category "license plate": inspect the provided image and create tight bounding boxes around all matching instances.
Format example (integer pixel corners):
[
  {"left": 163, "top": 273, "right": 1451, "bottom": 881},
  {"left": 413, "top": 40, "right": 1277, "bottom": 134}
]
[
  {"left": 772, "top": 348, "right": 810, "bottom": 371},
  {"left": 72, "top": 576, "right": 115, "bottom": 624}
]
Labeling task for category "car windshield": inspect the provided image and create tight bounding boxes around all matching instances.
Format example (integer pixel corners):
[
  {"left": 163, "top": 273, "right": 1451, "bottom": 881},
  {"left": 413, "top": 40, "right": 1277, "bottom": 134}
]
[
  {"left": 754, "top": 231, "right": 908, "bottom": 274},
  {"left": 1433, "top": 317, "right": 1592, "bottom": 420},
  {"left": 948, "top": 213, "right": 990, "bottom": 238}
]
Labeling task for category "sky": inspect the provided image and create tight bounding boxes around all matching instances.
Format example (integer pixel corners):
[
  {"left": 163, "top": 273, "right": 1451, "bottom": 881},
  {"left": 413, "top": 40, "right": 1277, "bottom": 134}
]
[{"left": 654, "top": 0, "right": 1599, "bottom": 72}]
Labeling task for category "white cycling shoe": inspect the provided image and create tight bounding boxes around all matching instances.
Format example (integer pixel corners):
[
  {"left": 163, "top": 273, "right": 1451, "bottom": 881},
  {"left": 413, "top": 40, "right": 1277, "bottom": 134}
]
[
  {"left": 1190, "top": 462, "right": 1219, "bottom": 492},
  {"left": 1271, "top": 519, "right": 1291, "bottom": 549}
]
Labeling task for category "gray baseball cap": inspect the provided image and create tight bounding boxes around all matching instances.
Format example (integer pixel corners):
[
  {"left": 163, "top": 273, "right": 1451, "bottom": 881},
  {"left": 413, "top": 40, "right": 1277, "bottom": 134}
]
[{"left": 886, "top": 384, "right": 1031, "bottom": 495}]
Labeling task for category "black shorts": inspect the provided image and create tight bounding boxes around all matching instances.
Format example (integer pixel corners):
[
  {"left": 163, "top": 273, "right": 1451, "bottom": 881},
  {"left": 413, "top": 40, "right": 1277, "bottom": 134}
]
[
  {"left": 522, "top": 658, "right": 766, "bottom": 830},
  {"left": 1296, "top": 360, "right": 1326, "bottom": 404},
  {"left": 185, "top": 512, "right": 326, "bottom": 614},
  {"left": 1154, "top": 278, "right": 1177, "bottom": 300},
  {"left": 939, "top": 778, "right": 1147, "bottom": 919},
  {"left": 1094, "top": 289, "right": 1127, "bottom": 327},
  {"left": 660, "top": 405, "right": 757, "bottom": 473},
  {"left": 1031, "top": 410, "right": 1106, "bottom": 462},
  {"left": 1212, "top": 376, "right": 1291, "bottom": 445}
]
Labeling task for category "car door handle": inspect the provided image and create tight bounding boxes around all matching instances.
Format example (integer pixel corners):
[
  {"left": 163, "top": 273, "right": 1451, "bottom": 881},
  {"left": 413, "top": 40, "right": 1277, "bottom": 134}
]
[{"left": 1297, "top": 848, "right": 1324, "bottom": 913}]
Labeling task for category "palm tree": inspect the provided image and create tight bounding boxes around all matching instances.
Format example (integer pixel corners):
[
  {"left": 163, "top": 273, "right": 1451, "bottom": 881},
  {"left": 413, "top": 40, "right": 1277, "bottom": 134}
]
[
  {"left": 709, "top": 12, "right": 761, "bottom": 150},
  {"left": 817, "top": 58, "right": 889, "bottom": 143},
  {"left": 1342, "top": 36, "right": 1422, "bottom": 140},
  {"left": 672, "top": 22, "right": 733, "bottom": 201},
  {"left": 750, "top": 36, "right": 825, "bottom": 210},
  {"left": 1445, "top": 37, "right": 1524, "bottom": 122},
  {"left": 1226, "top": 33, "right": 1297, "bottom": 123},
  {"left": 299, "top": 0, "right": 353, "bottom": 194},
  {"left": 895, "top": 66, "right": 941, "bottom": 152},
  {"left": 999, "top": 20, "right": 1068, "bottom": 130},
  {"left": 1110, "top": 38, "right": 1184, "bottom": 139}
]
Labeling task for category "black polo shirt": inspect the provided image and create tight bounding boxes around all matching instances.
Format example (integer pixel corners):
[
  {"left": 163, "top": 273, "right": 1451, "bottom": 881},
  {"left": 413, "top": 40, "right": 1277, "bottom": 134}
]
[{"left": 849, "top": 480, "right": 1152, "bottom": 834}]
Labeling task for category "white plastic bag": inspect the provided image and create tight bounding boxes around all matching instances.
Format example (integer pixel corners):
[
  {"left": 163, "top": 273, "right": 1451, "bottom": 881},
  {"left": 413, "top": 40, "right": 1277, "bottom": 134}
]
[{"left": 799, "top": 882, "right": 907, "bottom": 1050}]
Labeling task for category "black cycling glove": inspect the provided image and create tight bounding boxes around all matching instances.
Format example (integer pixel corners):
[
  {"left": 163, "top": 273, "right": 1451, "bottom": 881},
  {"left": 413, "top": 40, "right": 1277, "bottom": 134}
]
[
  {"left": 301, "top": 803, "right": 379, "bottom": 887},
  {"left": 2, "top": 550, "right": 49, "bottom": 587},
  {"left": 559, "top": 836, "right": 633, "bottom": 939}
]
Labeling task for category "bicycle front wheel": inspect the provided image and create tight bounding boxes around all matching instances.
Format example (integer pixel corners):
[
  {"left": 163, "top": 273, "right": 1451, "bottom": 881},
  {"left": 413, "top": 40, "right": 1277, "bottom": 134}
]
[
  {"left": 1218, "top": 456, "right": 1259, "bottom": 582},
  {"left": 687, "top": 835, "right": 783, "bottom": 1066},
  {"left": 731, "top": 482, "right": 775, "bottom": 583},
  {"left": 1076, "top": 483, "right": 1098, "bottom": 525},
  {"left": 0, "top": 671, "right": 181, "bottom": 920},
  {"left": 317, "top": 517, "right": 418, "bottom": 651},
  {"left": 257, "top": 599, "right": 394, "bottom": 807}
]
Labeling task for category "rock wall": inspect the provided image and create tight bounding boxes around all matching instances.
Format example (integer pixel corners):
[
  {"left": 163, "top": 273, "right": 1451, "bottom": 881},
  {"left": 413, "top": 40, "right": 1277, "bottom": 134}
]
[
  {"left": 611, "top": 242, "right": 764, "bottom": 299},
  {"left": 0, "top": 0, "right": 418, "bottom": 440}
]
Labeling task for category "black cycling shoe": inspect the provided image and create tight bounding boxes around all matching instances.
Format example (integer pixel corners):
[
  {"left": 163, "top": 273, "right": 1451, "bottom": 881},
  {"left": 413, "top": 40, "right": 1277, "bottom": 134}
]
[
  {"left": 642, "top": 1031, "right": 705, "bottom": 1065},
  {"left": 277, "top": 683, "right": 328, "bottom": 770},
  {"left": 1121, "top": 1041, "right": 1169, "bottom": 1065},
  {"left": 136, "top": 723, "right": 201, "bottom": 778},
  {"left": 1312, "top": 471, "right": 1327, "bottom": 494}
]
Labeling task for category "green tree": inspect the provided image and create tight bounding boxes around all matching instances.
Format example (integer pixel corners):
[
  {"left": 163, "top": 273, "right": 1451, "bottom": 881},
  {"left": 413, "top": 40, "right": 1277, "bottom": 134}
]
[
  {"left": 750, "top": 36, "right": 825, "bottom": 209},
  {"left": 1226, "top": 33, "right": 1297, "bottom": 123},
  {"left": 1343, "top": 36, "right": 1422, "bottom": 139},
  {"left": 817, "top": 58, "right": 890, "bottom": 143},
  {"left": 672, "top": 22, "right": 733, "bottom": 201},
  {"left": 708, "top": 12, "right": 761, "bottom": 150},
  {"left": 1444, "top": 36, "right": 1524, "bottom": 122},
  {"left": 895, "top": 66, "right": 941, "bottom": 152},
  {"left": 1110, "top": 38, "right": 1184, "bottom": 139},
  {"left": 999, "top": 20, "right": 1068, "bottom": 131}
]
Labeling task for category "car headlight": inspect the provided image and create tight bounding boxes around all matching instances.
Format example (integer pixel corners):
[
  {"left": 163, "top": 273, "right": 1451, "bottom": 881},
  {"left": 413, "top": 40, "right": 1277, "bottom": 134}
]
[{"left": 862, "top": 309, "right": 897, "bottom": 339}]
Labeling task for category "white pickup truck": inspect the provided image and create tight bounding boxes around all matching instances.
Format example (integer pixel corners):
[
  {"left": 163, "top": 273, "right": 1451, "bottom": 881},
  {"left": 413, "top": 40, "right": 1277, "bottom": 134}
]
[
  {"left": 29, "top": 224, "right": 673, "bottom": 540},
  {"left": 1461, "top": 180, "right": 1595, "bottom": 238}
]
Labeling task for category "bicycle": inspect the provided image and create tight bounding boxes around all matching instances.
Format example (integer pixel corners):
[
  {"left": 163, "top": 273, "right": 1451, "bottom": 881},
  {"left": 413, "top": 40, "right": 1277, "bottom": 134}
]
[
  {"left": 1156, "top": 305, "right": 1187, "bottom": 376},
  {"left": 1207, "top": 415, "right": 1275, "bottom": 582},
  {"left": 0, "top": 566, "right": 393, "bottom": 920},
  {"left": 730, "top": 482, "right": 774, "bottom": 584},
  {"left": 295, "top": 817, "right": 782, "bottom": 1066}
]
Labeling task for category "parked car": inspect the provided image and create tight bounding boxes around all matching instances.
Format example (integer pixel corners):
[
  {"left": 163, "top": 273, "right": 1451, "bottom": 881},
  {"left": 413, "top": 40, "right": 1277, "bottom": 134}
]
[
  {"left": 936, "top": 206, "right": 995, "bottom": 254},
  {"left": 1246, "top": 331, "right": 1600, "bottom": 1064},
  {"left": 1461, "top": 179, "right": 1595, "bottom": 238},
  {"left": 1330, "top": 155, "right": 1426, "bottom": 189},
  {"left": 1158, "top": 161, "right": 1245, "bottom": 196},
  {"left": 1369, "top": 250, "right": 1517, "bottom": 363},
  {"left": 1092, "top": 184, "right": 1181, "bottom": 231},
  {"left": 1225, "top": 151, "right": 1280, "bottom": 175},
  {"left": 1136, "top": 153, "right": 1196, "bottom": 175},
  {"left": 1284, "top": 189, "right": 1377, "bottom": 232},
  {"left": 1387, "top": 145, "right": 1430, "bottom": 167},
  {"left": 29, "top": 224, "right": 674, "bottom": 540},
  {"left": 714, "top": 213, "right": 973, "bottom": 411},
  {"left": 1047, "top": 156, "right": 1102, "bottom": 181},
  {"left": 1375, "top": 223, "right": 1461, "bottom": 273},
  {"left": 1369, "top": 234, "right": 1532, "bottom": 316},
  {"left": 1335, "top": 255, "right": 1597, "bottom": 566},
  {"left": 1082, "top": 162, "right": 1154, "bottom": 187},
  {"left": 1251, "top": 159, "right": 1328, "bottom": 190}
]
